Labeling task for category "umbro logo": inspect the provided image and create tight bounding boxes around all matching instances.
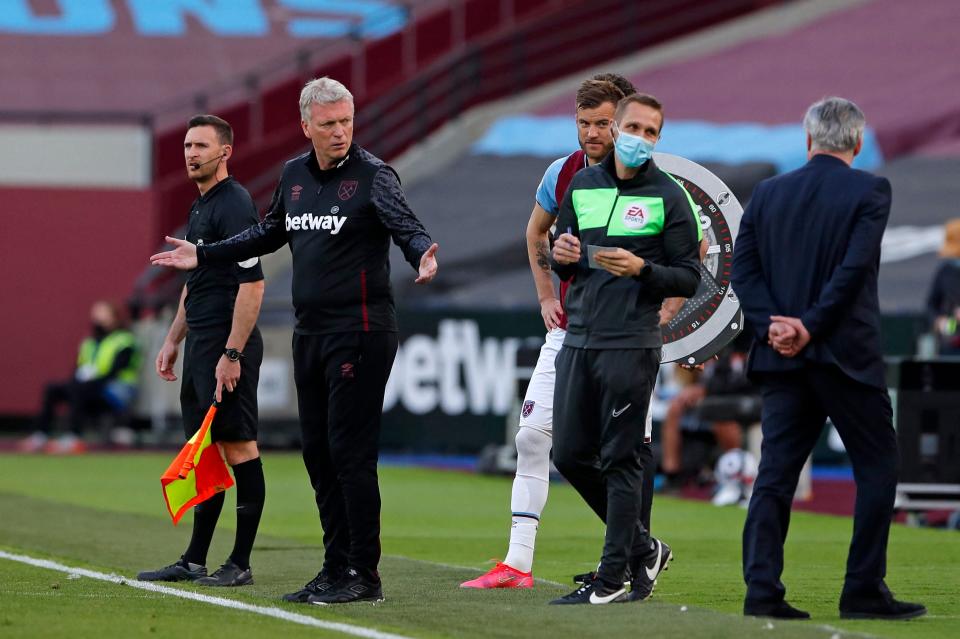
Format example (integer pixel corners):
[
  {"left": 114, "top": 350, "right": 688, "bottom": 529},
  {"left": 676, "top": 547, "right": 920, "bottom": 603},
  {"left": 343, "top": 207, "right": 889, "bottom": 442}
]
[
  {"left": 286, "top": 212, "right": 346, "bottom": 234},
  {"left": 291, "top": 184, "right": 303, "bottom": 201}
]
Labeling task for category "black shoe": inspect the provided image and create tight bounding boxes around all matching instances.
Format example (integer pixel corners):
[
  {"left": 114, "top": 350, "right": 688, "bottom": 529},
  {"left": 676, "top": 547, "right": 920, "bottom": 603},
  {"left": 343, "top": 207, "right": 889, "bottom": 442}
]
[
  {"left": 627, "top": 538, "right": 672, "bottom": 602},
  {"left": 573, "top": 565, "right": 632, "bottom": 586},
  {"left": 744, "top": 600, "right": 811, "bottom": 619},
  {"left": 550, "top": 574, "right": 627, "bottom": 605},
  {"left": 194, "top": 560, "right": 253, "bottom": 587},
  {"left": 137, "top": 556, "right": 206, "bottom": 582},
  {"left": 840, "top": 584, "right": 926, "bottom": 620},
  {"left": 308, "top": 568, "right": 384, "bottom": 605},
  {"left": 573, "top": 570, "right": 598, "bottom": 584},
  {"left": 283, "top": 568, "right": 343, "bottom": 603}
]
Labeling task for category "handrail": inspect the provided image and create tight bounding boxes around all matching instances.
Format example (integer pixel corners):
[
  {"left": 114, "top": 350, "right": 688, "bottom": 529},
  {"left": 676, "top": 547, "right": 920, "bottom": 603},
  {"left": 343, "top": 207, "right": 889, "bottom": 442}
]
[
  {"left": 131, "top": 0, "right": 778, "bottom": 310},
  {"left": 0, "top": 0, "right": 557, "bottom": 130},
  {"left": 235, "top": 0, "right": 771, "bottom": 207},
  {"left": 146, "top": 0, "right": 491, "bottom": 120},
  {"left": 357, "top": 0, "right": 751, "bottom": 161}
]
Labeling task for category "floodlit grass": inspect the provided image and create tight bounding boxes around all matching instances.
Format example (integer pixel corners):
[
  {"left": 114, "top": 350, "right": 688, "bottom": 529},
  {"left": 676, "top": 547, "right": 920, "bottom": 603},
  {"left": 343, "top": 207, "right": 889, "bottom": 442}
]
[{"left": 1, "top": 453, "right": 956, "bottom": 638}]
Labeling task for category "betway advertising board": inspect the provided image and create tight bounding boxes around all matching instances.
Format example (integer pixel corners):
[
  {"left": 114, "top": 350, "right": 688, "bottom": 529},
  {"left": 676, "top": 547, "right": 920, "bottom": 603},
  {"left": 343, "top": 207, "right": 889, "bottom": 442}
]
[
  {"left": 137, "top": 308, "right": 543, "bottom": 452},
  {"left": 381, "top": 310, "right": 544, "bottom": 453}
]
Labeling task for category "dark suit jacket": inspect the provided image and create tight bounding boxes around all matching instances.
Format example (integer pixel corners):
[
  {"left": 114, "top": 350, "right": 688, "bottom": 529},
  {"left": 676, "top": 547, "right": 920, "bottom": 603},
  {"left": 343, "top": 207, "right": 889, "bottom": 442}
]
[{"left": 731, "top": 154, "right": 891, "bottom": 389}]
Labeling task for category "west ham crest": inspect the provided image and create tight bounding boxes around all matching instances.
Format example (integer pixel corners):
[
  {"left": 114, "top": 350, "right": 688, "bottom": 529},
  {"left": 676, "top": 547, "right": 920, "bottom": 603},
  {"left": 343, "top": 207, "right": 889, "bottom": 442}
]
[
  {"left": 521, "top": 400, "right": 535, "bottom": 418},
  {"left": 338, "top": 180, "right": 358, "bottom": 201}
]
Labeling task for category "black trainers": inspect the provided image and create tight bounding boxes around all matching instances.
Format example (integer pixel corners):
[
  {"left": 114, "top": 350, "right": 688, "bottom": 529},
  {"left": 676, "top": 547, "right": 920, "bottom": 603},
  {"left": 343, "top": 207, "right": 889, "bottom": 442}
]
[
  {"left": 283, "top": 568, "right": 343, "bottom": 603},
  {"left": 551, "top": 575, "right": 627, "bottom": 605},
  {"left": 137, "top": 556, "right": 206, "bottom": 582},
  {"left": 309, "top": 568, "right": 384, "bottom": 605},
  {"left": 573, "top": 565, "right": 632, "bottom": 586},
  {"left": 840, "top": 583, "right": 926, "bottom": 620},
  {"left": 627, "top": 538, "right": 672, "bottom": 602},
  {"left": 744, "top": 600, "right": 811, "bottom": 619},
  {"left": 194, "top": 560, "right": 253, "bottom": 587}
]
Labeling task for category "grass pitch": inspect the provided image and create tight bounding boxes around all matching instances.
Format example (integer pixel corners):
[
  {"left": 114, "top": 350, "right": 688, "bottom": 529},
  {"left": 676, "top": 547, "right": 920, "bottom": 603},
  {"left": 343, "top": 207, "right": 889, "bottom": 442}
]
[{"left": 0, "top": 453, "right": 956, "bottom": 638}]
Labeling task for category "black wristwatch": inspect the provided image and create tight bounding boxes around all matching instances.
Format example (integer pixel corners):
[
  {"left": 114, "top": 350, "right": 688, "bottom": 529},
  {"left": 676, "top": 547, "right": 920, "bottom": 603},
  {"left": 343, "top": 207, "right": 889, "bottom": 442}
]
[{"left": 224, "top": 348, "right": 244, "bottom": 362}]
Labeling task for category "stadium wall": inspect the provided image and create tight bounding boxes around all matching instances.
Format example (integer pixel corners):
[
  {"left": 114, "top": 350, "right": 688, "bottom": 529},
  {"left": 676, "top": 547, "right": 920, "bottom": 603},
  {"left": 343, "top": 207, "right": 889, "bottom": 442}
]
[
  {"left": 0, "top": 187, "right": 155, "bottom": 415},
  {"left": 0, "top": 124, "right": 151, "bottom": 189}
]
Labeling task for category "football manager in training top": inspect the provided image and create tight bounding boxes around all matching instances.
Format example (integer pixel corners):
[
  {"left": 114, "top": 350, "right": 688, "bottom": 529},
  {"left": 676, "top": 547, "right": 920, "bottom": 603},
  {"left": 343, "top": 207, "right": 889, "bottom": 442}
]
[{"left": 152, "top": 76, "right": 439, "bottom": 605}]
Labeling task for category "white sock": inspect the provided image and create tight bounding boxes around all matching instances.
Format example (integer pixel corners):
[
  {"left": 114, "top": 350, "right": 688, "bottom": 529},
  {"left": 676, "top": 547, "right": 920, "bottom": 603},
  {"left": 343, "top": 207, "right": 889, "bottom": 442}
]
[
  {"left": 503, "top": 427, "right": 551, "bottom": 573},
  {"left": 504, "top": 515, "right": 539, "bottom": 573}
]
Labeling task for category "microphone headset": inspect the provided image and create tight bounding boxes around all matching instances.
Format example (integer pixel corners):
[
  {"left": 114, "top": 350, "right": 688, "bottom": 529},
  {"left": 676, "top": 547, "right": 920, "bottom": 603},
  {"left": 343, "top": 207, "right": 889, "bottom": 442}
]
[{"left": 189, "top": 153, "right": 226, "bottom": 170}]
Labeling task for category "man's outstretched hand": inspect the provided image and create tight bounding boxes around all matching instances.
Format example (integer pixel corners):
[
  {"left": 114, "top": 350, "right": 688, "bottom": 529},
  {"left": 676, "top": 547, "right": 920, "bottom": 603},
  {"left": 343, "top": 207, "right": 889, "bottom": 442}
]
[
  {"left": 416, "top": 243, "right": 439, "bottom": 284},
  {"left": 150, "top": 236, "right": 199, "bottom": 270}
]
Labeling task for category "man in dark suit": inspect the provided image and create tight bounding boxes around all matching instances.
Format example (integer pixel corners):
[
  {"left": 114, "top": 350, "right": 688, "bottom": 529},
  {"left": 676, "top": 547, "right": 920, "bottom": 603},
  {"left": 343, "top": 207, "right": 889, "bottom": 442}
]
[{"left": 731, "top": 97, "right": 926, "bottom": 620}]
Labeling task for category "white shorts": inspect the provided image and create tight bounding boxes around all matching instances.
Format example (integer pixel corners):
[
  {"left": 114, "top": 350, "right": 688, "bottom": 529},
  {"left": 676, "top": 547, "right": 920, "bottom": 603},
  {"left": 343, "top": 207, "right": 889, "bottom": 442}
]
[
  {"left": 518, "top": 327, "right": 655, "bottom": 441},
  {"left": 518, "top": 328, "right": 565, "bottom": 434}
]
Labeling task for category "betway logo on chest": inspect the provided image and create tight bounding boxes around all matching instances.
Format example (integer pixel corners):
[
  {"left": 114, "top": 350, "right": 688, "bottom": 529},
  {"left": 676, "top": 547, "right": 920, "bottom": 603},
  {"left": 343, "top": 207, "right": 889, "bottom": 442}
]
[{"left": 286, "top": 212, "right": 346, "bottom": 234}]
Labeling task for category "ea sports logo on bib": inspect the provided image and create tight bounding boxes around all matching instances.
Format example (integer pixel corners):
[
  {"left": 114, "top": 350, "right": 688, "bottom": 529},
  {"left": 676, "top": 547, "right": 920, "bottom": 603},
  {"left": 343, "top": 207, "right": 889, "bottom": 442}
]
[{"left": 623, "top": 203, "right": 649, "bottom": 229}]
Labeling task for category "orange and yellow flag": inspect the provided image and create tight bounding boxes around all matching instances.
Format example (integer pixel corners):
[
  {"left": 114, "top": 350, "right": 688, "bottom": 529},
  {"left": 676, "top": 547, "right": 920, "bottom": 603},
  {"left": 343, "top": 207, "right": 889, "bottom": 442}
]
[{"left": 161, "top": 403, "right": 233, "bottom": 525}]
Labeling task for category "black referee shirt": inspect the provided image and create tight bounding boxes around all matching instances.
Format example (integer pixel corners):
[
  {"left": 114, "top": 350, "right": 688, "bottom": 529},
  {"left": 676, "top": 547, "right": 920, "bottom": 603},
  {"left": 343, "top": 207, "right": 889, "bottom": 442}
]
[{"left": 184, "top": 176, "right": 264, "bottom": 330}]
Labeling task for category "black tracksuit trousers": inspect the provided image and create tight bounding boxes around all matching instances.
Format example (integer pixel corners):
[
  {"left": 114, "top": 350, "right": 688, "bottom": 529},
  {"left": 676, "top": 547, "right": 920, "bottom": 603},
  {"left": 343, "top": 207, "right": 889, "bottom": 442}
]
[
  {"left": 293, "top": 331, "right": 399, "bottom": 580},
  {"left": 553, "top": 345, "right": 661, "bottom": 589}
]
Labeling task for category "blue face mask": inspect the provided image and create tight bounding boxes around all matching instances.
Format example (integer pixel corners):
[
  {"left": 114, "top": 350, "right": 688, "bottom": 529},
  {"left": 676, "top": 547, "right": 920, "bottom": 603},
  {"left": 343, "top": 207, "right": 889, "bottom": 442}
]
[{"left": 614, "top": 129, "right": 655, "bottom": 168}]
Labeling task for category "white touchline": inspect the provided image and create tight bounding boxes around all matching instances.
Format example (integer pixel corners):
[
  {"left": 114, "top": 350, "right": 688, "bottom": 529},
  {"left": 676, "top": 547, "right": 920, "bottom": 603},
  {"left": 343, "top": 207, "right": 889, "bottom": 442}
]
[{"left": 0, "top": 550, "right": 413, "bottom": 639}]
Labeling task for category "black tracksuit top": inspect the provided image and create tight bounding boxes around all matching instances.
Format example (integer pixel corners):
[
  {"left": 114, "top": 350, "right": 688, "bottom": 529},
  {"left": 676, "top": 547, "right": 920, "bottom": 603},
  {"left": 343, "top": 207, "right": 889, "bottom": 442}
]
[
  {"left": 198, "top": 144, "right": 433, "bottom": 334},
  {"left": 552, "top": 154, "right": 701, "bottom": 349}
]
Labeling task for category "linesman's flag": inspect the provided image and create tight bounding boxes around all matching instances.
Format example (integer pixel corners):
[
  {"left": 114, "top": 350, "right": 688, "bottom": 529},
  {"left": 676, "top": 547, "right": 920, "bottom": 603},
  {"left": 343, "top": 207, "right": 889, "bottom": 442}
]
[{"left": 161, "top": 403, "right": 233, "bottom": 525}]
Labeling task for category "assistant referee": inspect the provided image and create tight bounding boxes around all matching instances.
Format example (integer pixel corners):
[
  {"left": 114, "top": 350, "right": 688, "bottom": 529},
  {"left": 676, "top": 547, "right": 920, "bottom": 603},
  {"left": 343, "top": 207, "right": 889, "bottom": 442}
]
[
  {"left": 139, "top": 114, "right": 265, "bottom": 588},
  {"left": 151, "top": 77, "right": 439, "bottom": 605}
]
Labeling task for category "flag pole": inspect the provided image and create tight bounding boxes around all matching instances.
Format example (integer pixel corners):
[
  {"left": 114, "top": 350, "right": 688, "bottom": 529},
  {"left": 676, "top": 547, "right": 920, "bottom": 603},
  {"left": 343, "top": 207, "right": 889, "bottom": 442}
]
[{"left": 178, "top": 400, "right": 219, "bottom": 479}]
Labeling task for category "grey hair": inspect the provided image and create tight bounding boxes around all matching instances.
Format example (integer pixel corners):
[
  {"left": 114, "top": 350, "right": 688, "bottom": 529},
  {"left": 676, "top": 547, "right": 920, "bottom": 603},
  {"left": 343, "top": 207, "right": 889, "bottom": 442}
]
[
  {"left": 299, "top": 77, "right": 353, "bottom": 121},
  {"left": 803, "top": 97, "right": 865, "bottom": 153}
]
